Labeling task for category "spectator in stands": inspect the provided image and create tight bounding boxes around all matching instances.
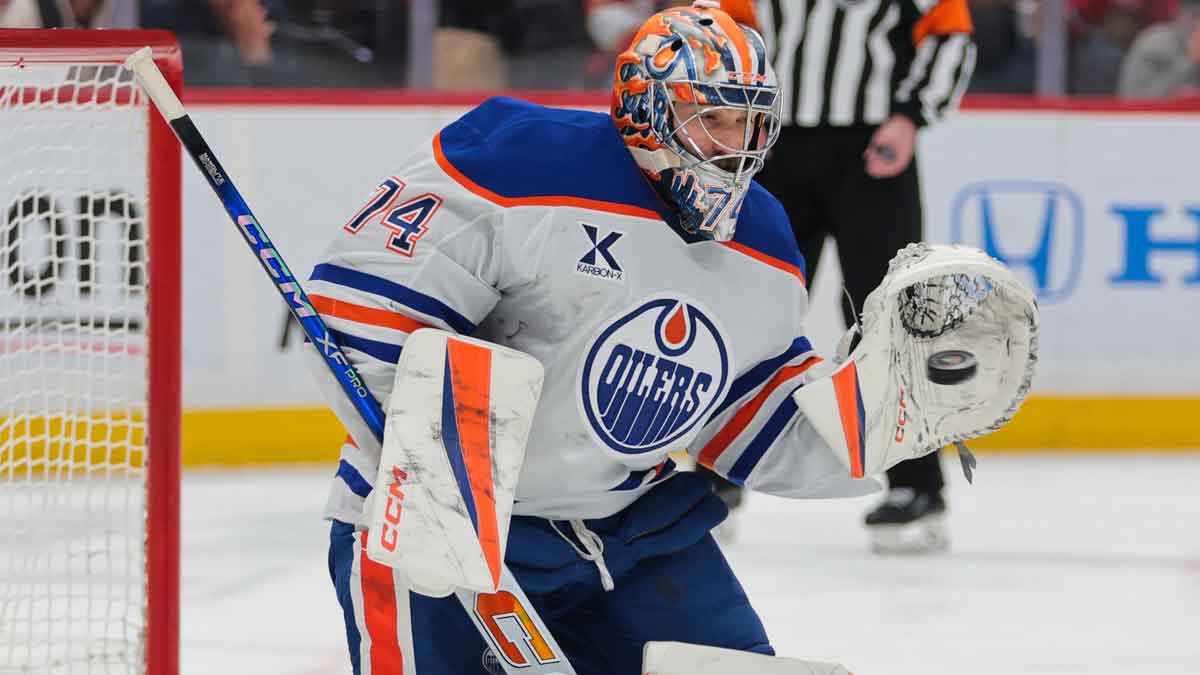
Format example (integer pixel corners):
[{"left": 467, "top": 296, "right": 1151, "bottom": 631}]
[
  {"left": 1071, "top": 0, "right": 1148, "bottom": 93},
  {"left": 436, "top": 0, "right": 510, "bottom": 89},
  {"left": 584, "top": 1, "right": 673, "bottom": 88},
  {"left": 456, "top": 0, "right": 591, "bottom": 89},
  {"left": 211, "top": 0, "right": 276, "bottom": 65},
  {"left": 969, "top": 0, "right": 1037, "bottom": 93},
  {"left": 433, "top": 27, "right": 507, "bottom": 90},
  {"left": 586, "top": 0, "right": 664, "bottom": 54},
  {"left": 142, "top": 0, "right": 409, "bottom": 87},
  {"left": 1118, "top": 0, "right": 1200, "bottom": 95},
  {"left": 261, "top": 1, "right": 407, "bottom": 86},
  {"left": 141, "top": 0, "right": 276, "bottom": 68},
  {"left": 1073, "top": 0, "right": 1177, "bottom": 28},
  {"left": 0, "top": 0, "right": 137, "bottom": 27}
]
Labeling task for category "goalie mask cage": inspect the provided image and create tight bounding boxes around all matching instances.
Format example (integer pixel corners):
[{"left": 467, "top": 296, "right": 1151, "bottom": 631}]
[{"left": 0, "top": 31, "right": 181, "bottom": 674}]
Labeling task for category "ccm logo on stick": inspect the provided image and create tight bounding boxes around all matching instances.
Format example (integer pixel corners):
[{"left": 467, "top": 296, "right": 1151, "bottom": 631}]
[{"left": 379, "top": 465, "right": 408, "bottom": 552}]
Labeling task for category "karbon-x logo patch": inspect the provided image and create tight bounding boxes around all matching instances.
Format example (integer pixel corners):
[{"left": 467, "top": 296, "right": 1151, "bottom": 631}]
[{"left": 577, "top": 223, "right": 624, "bottom": 281}]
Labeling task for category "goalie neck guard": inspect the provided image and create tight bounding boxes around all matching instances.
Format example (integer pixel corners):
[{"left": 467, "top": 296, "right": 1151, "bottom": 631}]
[{"left": 611, "top": 0, "right": 781, "bottom": 241}]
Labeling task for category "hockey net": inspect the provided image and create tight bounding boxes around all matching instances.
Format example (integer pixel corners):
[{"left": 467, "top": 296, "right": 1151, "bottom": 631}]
[{"left": 0, "top": 31, "right": 181, "bottom": 674}]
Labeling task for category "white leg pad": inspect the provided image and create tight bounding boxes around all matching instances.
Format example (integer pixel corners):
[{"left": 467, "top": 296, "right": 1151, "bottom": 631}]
[
  {"left": 643, "top": 642, "right": 852, "bottom": 675},
  {"left": 364, "top": 329, "right": 544, "bottom": 597}
]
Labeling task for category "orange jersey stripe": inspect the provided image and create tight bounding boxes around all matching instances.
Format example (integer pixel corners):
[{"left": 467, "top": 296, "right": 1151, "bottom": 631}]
[
  {"left": 446, "top": 338, "right": 503, "bottom": 589},
  {"left": 831, "top": 363, "right": 865, "bottom": 478},
  {"left": 698, "top": 356, "right": 822, "bottom": 469},
  {"left": 913, "top": 0, "right": 973, "bottom": 45},
  {"left": 310, "top": 294, "right": 432, "bottom": 333},
  {"left": 720, "top": 240, "right": 807, "bottom": 286},
  {"left": 358, "top": 531, "right": 405, "bottom": 673},
  {"left": 432, "top": 134, "right": 664, "bottom": 221}
]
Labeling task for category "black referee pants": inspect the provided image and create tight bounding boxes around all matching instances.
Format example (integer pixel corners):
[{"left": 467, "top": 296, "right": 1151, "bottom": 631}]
[{"left": 756, "top": 124, "right": 944, "bottom": 495}]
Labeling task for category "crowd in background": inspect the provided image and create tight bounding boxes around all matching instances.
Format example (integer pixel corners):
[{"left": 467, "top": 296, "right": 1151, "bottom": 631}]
[
  {"left": 2, "top": 0, "right": 1198, "bottom": 96},
  {"left": 968, "top": 0, "right": 1200, "bottom": 95}
]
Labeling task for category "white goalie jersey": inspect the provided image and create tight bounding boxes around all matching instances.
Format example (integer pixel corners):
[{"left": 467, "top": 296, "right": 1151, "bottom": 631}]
[{"left": 309, "top": 97, "right": 879, "bottom": 525}]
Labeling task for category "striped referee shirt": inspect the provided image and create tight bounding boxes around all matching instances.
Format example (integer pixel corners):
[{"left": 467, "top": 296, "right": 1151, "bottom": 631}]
[{"left": 756, "top": 0, "right": 976, "bottom": 127}]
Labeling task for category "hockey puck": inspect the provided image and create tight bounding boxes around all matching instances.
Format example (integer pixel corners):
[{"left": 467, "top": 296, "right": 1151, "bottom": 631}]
[{"left": 927, "top": 350, "right": 977, "bottom": 385}]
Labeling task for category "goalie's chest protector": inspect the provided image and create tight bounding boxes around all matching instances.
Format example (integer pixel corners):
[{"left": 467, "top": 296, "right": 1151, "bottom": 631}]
[{"left": 436, "top": 98, "right": 809, "bottom": 518}]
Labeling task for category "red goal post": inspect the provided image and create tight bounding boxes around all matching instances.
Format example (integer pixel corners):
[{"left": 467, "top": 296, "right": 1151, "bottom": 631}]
[{"left": 0, "top": 30, "right": 181, "bottom": 674}]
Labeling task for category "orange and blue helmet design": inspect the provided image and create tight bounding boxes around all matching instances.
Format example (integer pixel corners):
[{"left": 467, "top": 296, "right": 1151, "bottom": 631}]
[{"left": 611, "top": 0, "right": 781, "bottom": 240}]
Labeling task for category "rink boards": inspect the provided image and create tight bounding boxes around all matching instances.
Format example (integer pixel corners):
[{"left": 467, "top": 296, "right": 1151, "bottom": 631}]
[{"left": 18, "top": 93, "right": 1191, "bottom": 463}]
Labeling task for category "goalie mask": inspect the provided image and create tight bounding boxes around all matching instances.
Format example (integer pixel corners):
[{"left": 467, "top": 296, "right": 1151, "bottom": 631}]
[{"left": 611, "top": 0, "right": 781, "bottom": 241}]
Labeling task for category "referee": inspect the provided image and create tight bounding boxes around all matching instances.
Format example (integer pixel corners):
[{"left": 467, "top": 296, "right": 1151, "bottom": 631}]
[{"left": 729, "top": 0, "right": 976, "bottom": 552}]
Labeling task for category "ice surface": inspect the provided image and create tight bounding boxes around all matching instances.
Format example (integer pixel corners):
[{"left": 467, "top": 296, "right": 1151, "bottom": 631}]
[{"left": 181, "top": 454, "right": 1200, "bottom": 675}]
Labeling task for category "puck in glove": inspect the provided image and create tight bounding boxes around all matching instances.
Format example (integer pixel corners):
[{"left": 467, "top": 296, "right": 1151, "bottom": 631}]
[{"left": 927, "top": 350, "right": 977, "bottom": 385}]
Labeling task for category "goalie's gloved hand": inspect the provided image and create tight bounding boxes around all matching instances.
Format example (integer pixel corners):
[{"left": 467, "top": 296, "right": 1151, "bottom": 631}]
[{"left": 793, "top": 243, "right": 1038, "bottom": 479}]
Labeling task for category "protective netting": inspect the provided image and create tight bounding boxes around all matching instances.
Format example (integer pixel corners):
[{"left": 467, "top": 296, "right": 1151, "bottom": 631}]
[{"left": 0, "top": 62, "right": 150, "bottom": 673}]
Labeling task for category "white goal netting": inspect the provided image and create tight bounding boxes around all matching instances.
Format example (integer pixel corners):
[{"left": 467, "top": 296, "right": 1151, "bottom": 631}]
[{"left": 1, "top": 58, "right": 156, "bottom": 673}]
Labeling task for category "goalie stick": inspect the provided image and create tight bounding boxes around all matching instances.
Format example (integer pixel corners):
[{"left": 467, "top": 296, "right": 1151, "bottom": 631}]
[{"left": 123, "top": 48, "right": 577, "bottom": 675}]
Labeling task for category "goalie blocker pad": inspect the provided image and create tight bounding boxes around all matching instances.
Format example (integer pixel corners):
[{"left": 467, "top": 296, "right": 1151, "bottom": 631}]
[
  {"left": 792, "top": 244, "right": 1038, "bottom": 479},
  {"left": 365, "top": 329, "right": 544, "bottom": 597}
]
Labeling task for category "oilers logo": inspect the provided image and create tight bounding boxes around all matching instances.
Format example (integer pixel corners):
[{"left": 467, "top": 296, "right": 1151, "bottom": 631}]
[{"left": 580, "top": 296, "right": 730, "bottom": 455}]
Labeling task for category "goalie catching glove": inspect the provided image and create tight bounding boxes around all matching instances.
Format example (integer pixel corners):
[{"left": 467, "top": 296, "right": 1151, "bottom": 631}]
[{"left": 793, "top": 243, "right": 1039, "bottom": 479}]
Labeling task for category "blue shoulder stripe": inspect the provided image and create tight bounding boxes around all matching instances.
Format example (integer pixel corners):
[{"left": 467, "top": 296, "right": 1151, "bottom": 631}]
[
  {"left": 438, "top": 97, "right": 672, "bottom": 219},
  {"left": 310, "top": 263, "right": 476, "bottom": 335}
]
